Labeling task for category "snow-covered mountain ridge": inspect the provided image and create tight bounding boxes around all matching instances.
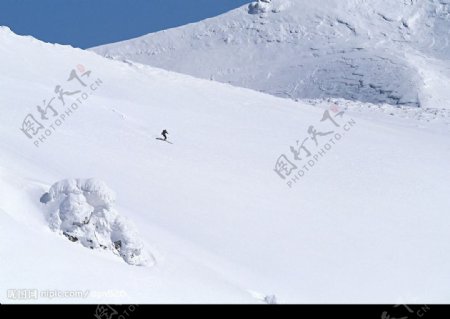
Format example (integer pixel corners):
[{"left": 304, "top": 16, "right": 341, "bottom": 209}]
[{"left": 92, "top": 0, "right": 450, "bottom": 109}]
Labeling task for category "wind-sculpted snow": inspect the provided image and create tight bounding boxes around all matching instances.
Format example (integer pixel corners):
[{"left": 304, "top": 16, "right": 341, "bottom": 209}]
[
  {"left": 41, "top": 179, "right": 153, "bottom": 266},
  {"left": 92, "top": 0, "right": 450, "bottom": 109}
]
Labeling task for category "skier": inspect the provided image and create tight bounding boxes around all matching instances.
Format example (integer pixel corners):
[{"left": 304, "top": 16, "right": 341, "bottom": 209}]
[{"left": 161, "top": 129, "right": 169, "bottom": 141}]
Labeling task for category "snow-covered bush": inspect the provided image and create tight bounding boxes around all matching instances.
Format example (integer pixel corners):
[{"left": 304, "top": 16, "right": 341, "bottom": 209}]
[
  {"left": 248, "top": 0, "right": 272, "bottom": 15},
  {"left": 40, "top": 178, "right": 153, "bottom": 266}
]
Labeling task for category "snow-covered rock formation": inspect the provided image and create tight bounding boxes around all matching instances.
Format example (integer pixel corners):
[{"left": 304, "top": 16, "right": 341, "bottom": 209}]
[
  {"left": 41, "top": 179, "right": 152, "bottom": 266},
  {"left": 248, "top": 0, "right": 272, "bottom": 14}
]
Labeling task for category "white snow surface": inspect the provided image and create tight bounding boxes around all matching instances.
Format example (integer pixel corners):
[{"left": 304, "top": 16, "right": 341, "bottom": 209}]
[
  {"left": 92, "top": 0, "right": 450, "bottom": 109},
  {"left": 1, "top": 26, "right": 450, "bottom": 303}
]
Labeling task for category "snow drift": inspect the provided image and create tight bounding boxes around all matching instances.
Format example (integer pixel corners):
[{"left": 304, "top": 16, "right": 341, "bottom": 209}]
[{"left": 41, "top": 179, "right": 152, "bottom": 266}]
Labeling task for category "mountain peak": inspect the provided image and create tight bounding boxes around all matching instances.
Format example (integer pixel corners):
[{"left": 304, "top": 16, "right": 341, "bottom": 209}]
[
  {"left": 0, "top": 25, "right": 13, "bottom": 35},
  {"left": 91, "top": 0, "right": 450, "bottom": 108}
]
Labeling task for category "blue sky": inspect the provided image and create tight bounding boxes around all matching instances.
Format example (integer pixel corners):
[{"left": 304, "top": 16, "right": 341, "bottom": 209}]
[{"left": 0, "top": 0, "right": 250, "bottom": 49}]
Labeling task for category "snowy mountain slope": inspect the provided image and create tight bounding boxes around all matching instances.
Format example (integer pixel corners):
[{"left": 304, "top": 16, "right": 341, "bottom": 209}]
[
  {"left": 91, "top": 0, "right": 450, "bottom": 109},
  {"left": 1, "top": 26, "right": 450, "bottom": 303}
]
